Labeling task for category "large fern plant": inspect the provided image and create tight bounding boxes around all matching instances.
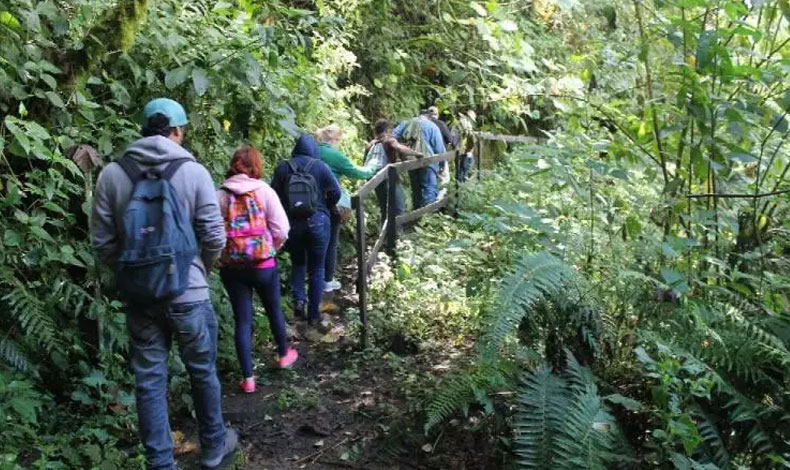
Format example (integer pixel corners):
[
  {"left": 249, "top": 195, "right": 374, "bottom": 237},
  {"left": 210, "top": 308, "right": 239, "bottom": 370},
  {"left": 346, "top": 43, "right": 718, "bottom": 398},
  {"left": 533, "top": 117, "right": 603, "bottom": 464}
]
[
  {"left": 425, "top": 251, "right": 604, "bottom": 432},
  {"left": 515, "top": 353, "right": 632, "bottom": 470}
]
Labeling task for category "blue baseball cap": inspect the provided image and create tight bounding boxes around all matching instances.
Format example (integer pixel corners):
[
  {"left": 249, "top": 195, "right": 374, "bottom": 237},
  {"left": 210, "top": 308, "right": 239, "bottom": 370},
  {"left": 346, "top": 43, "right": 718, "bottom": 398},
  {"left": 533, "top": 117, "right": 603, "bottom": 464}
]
[{"left": 142, "top": 98, "right": 188, "bottom": 127}]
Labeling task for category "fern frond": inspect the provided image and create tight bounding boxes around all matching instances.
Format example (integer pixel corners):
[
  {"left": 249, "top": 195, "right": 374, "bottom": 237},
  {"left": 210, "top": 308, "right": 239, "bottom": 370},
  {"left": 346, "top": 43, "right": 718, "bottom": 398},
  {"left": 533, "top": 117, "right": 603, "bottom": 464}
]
[
  {"left": 563, "top": 350, "right": 596, "bottom": 393},
  {"left": 0, "top": 337, "right": 36, "bottom": 375},
  {"left": 515, "top": 355, "right": 632, "bottom": 470},
  {"left": 483, "top": 251, "right": 577, "bottom": 355},
  {"left": 553, "top": 384, "right": 616, "bottom": 470},
  {"left": 424, "top": 360, "right": 510, "bottom": 432},
  {"left": 514, "top": 365, "right": 568, "bottom": 468},
  {"left": 3, "top": 282, "right": 60, "bottom": 351},
  {"left": 694, "top": 408, "right": 730, "bottom": 469}
]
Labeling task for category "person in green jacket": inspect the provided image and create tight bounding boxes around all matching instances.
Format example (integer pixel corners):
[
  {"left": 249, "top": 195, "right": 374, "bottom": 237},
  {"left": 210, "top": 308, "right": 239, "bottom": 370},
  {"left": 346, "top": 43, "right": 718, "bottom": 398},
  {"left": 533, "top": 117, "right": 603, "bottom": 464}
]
[{"left": 316, "top": 124, "right": 375, "bottom": 293}]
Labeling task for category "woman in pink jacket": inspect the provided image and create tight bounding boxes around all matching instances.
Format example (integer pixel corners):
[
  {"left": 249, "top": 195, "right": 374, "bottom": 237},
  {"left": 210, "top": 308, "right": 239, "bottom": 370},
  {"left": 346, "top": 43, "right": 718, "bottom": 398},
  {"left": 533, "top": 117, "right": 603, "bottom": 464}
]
[{"left": 218, "top": 147, "right": 298, "bottom": 393}]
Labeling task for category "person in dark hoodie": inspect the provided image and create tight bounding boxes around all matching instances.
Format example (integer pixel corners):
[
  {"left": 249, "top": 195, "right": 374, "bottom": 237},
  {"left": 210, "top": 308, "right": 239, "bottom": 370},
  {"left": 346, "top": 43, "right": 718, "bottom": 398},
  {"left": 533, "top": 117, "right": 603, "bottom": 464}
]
[
  {"left": 271, "top": 134, "right": 341, "bottom": 333},
  {"left": 91, "top": 98, "right": 237, "bottom": 469}
]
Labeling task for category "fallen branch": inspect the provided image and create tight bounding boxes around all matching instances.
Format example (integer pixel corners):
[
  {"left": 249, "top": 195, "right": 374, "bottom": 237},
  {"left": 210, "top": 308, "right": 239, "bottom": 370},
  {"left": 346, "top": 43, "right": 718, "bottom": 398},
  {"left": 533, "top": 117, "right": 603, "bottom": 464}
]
[
  {"left": 292, "top": 436, "right": 357, "bottom": 466},
  {"left": 685, "top": 188, "right": 790, "bottom": 199}
]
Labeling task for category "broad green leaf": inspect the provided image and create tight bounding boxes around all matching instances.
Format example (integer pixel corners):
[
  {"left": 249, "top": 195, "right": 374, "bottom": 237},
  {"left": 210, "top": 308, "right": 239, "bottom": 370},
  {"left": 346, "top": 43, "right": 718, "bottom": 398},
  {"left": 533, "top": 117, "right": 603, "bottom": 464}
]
[
  {"left": 696, "top": 30, "right": 716, "bottom": 73},
  {"left": 192, "top": 68, "right": 209, "bottom": 96},
  {"left": 4, "top": 116, "right": 31, "bottom": 154},
  {"left": 500, "top": 19, "right": 517, "bottom": 32},
  {"left": 40, "top": 73, "right": 57, "bottom": 89},
  {"left": 727, "top": 152, "right": 757, "bottom": 163},
  {"left": 469, "top": 2, "right": 488, "bottom": 16},
  {"left": 82, "top": 369, "right": 108, "bottom": 388},
  {"left": 660, "top": 268, "right": 684, "bottom": 286},
  {"left": 10, "top": 397, "right": 37, "bottom": 424},
  {"left": 0, "top": 10, "right": 21, "bottom": 30},
  {"left": 3, "top": 229, "right": 21, "bottom": 247},
  {"left": 164, "top": 67, "right": 189, "bottom": 89},
  {"left": 46, "top": 91, "right": 65, "bottom": 108},
  {"left": 605, "top": 394, "right": 643, "bottom": 411},
  {"left": 29, "top": 226, "right": 55, "bottom": 243}
]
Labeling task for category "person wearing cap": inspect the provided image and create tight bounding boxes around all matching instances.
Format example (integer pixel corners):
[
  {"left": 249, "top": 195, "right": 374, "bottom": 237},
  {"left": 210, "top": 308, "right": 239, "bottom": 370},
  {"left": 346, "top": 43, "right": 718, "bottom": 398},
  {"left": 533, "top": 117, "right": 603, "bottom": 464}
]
[
  {"left": 426, "top": 106, "right": 455, "bottom": 191},
  {"left": 91, "top": 98, "right": 238, "bottom": 469},
  {"left": 456, "top": 110, "right": 477, "bottom": 182}
]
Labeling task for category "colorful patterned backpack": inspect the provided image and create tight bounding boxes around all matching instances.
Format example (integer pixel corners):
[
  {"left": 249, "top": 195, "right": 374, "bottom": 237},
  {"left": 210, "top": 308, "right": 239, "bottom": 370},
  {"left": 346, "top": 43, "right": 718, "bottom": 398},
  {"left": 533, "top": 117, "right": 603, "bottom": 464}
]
[{"left": 221, "top": 190, "right": 276, "bottom": 265}]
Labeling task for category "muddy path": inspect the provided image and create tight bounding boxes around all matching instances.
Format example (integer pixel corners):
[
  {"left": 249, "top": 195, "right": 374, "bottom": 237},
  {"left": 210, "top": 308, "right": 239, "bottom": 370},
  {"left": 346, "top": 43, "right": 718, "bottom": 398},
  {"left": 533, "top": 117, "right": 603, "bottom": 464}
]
[{"left": 173, "top": 265, "right": 500, "bottom": 470}]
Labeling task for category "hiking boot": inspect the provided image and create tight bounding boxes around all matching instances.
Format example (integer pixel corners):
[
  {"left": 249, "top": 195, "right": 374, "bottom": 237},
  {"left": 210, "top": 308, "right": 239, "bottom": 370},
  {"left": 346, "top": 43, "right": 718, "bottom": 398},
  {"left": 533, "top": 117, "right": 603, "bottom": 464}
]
[
  {"left": 201, "top": 427, "right": 238, "bottom": 469},
  {"left": 239, "top": 377, "right": 255, "bottom": 394},
  {"left": 293, "top": 300, "right": 306, "bottom": 320},
  {"left": 278, "top": 347, "right": 299, "bottom": 369},
  {"left": 323, "top": 279, "right": 341, "bottom": 293},
  {"left": 302, "top": 323, "right": 325, "bottom": 342}
]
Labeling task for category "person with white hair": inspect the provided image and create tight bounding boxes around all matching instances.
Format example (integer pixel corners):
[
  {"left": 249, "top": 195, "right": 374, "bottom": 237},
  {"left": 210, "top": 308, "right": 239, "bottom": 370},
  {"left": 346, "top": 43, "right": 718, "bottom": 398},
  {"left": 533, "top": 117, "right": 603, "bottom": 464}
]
[
  {"left": 316, "top": 124, "right": 375, "bottom": 293},
  {"left": 456, "top": 110, "right": 477, "bottom": 182}
]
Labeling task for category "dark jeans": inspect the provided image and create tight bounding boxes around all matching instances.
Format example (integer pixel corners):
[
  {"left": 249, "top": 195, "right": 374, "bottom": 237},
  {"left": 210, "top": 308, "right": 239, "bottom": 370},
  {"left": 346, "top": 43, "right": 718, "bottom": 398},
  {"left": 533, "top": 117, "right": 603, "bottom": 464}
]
[
  {"left": 127, "top": 300, "right": 226, "bottom": 470},
  {"left": 374, "top": 180, "right": 406, "bottom": 222},
  {"left": 325, "top": 211, "right": 341, "bottom": 283},
  {"left": 287, "top": 211, "right": 330, "bottom": 321},
  {"left": 458, "top": 153, "right": 474, "bottom": 183},
  {"left": 408, "top": 162, "right": 439, "bottom": 209},
  {"left": 220, "top": 266, "right": 289, "bottom": 377}
]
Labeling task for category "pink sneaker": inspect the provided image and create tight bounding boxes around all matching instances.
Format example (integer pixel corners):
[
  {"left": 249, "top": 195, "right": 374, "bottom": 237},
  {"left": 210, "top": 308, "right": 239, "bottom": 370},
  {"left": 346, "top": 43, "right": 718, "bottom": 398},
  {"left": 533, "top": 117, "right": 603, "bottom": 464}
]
[
  {"left": 278, "top": 348, "right": 298, "bottom": 369},
  {"left": 239, "top": 377, "right": 255, "bottom": 394}
]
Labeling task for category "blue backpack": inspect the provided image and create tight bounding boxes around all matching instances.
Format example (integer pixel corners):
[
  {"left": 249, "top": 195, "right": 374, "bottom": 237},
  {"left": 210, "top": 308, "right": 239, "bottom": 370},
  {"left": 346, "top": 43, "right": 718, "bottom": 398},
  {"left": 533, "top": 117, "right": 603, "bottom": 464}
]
[{"left": 115, "top": 157, "right": 198, "bottom": 304}]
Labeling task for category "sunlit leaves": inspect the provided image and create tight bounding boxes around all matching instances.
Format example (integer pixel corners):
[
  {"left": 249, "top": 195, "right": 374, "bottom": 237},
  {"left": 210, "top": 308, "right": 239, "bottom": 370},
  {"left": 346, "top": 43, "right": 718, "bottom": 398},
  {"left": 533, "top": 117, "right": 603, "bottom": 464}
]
[
  {"left": 192, "top": 68, "right": 209, "bottom": 96},
  {"left": 164, "top": 66, "right": 189, "bottom": 89}
]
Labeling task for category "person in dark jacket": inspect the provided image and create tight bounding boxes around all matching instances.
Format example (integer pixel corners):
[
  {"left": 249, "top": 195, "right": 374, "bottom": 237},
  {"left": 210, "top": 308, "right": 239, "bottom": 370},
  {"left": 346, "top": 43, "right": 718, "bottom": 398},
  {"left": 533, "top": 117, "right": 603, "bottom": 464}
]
[
  {"left": 271, "top": 134, "right": 341, "bottom": 329},
  {"left": 427, "top": 106, "right": 454, "bottom": 148}
]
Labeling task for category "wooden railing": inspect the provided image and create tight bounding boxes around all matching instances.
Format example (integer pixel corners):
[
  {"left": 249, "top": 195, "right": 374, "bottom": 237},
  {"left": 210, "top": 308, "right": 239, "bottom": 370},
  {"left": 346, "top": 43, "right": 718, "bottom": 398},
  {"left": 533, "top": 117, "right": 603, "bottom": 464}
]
[
  {"left": 351, "top": 132, "right": 542, "bottom": 346},
  {"left": 351, "top": 150, "right": 460, "bottom": 347}
]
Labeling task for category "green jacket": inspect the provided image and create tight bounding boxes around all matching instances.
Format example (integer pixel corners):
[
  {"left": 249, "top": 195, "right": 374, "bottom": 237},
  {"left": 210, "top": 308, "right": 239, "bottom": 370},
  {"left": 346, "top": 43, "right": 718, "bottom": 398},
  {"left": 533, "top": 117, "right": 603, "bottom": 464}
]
[{"left": 318, "top": 143, "right": 375, "bottom": 181}]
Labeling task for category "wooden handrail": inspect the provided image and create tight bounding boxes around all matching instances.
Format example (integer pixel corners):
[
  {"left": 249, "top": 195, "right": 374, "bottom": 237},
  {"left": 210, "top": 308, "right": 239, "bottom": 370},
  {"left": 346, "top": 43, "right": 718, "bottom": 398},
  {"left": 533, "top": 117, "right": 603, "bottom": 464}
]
[
  {"left": 355, "top": 165, "right": 389, "bottom": 199},
  {"left": 353, "top": 133, "right": 536, "bottom": 348},
  {"left": 473, "top": 132, "right": 546, "bottom": 144}
]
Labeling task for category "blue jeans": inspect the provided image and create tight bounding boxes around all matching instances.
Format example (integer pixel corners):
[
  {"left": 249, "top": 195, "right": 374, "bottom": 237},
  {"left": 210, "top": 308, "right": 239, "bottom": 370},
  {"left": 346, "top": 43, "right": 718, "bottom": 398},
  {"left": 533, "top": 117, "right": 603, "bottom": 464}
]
[
  {"left": 408, "top": 163, "right": 439, "bottom": 209},
  {"left": 375, "top": 179, "right": 405, "bottom": 222},
  {"left": 127, "top": 300, "right": 226, "bottom": 470},
  {"left": 287, "top": 211, "right": 330, "bottom": 321},
  {"left": 458, "top": 153, "right": 474, "bottom": 183},
  {"left": 325, "top": 211, "right": 341, "bottom": 282},
  {"left": 220, "top": 266, "right": 289, "bottom": 377}
]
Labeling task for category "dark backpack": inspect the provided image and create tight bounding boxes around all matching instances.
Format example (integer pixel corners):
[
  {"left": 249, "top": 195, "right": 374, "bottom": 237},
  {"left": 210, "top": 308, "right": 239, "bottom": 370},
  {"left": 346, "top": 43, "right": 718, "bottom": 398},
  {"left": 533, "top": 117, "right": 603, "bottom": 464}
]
[
  {"left": 286, "top": 159, "right": 320, "bottom": 218},
  {"left": 115, "top": 157, "right": 198, "bottom": 305}
]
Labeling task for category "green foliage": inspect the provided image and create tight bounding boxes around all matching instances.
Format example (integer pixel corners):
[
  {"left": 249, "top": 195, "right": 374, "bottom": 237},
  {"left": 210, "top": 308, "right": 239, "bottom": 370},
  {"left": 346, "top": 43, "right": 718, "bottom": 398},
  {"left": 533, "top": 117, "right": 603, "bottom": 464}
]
[
  {"left": 515, "top": 354, "right": 630, "bottom": 470},
  {"left": 424, "top": 359, "right": 512, "bottom": 433},
  {"left": 481, "top": 250, "right": 584, "bottom": 356}
]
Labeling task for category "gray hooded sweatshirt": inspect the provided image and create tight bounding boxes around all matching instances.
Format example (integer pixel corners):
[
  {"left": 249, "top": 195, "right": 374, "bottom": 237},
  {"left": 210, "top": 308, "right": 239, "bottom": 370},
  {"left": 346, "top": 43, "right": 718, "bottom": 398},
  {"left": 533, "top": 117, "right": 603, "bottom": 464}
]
[{"left": 91, "top": 135, "right": 226, "bottom": 304}]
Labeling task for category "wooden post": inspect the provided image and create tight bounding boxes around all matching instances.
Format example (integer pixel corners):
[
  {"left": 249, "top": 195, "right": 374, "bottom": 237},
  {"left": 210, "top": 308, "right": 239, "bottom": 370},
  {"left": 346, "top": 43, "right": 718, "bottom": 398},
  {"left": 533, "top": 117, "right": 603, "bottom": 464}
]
[
  {"left": 476, "top": 138, "right": 483, "bottom": 181},
  {"left": 353, "top": 195, "right": 368, "bottom": 348},
  {"left": 386, "top": 165, "right": 399, "bottom": 254},
  {"left": 453, "top": 150, "right": 461, "bottom": 216}
]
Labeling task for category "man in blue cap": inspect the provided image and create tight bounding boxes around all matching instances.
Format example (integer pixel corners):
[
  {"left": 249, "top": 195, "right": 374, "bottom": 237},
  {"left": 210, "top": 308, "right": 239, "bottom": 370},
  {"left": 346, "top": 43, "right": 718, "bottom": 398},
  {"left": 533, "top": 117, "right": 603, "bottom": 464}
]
[{"left": 91, "top": 98, "right": 237, "bottom": 469}]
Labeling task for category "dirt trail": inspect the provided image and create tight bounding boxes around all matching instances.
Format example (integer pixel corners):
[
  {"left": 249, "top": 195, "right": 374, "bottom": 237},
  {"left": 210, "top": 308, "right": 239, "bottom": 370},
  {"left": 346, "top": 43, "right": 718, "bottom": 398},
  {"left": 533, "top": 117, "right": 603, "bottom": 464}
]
[
  {"left": 174, "top": 265, "right": 495, "bottom": 470},
  {"left": 174, "top": 267, "right": 415, "bottom": 470}
]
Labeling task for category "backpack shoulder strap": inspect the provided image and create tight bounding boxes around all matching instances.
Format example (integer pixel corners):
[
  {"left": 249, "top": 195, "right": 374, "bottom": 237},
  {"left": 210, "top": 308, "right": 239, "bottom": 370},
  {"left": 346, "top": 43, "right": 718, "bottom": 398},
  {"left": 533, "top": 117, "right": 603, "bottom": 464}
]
[
  {"left": 117, "top": 156, "right": 143, "bottom": 184},
  {"left": 304, "top": 159, "right": 317, "bottom": 172},
  {"left": 161, "top": 158, "right": 191, "bottom": 181},
  {"left": 286, "top": 160, "right": 299, "bottom": 174}
]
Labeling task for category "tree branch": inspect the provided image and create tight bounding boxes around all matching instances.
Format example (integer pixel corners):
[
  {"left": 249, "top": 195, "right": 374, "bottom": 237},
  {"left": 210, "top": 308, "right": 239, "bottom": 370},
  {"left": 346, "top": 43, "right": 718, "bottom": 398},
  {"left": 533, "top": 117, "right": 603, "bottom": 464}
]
[{"left": 686, "top": 188, "right": 790, "bottom": 199}]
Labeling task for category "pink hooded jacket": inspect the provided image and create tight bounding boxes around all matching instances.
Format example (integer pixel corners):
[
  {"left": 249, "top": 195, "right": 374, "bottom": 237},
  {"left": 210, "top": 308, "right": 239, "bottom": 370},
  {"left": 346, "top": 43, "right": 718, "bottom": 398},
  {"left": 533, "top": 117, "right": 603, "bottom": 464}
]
[{"left": 217, "top": 174, "right": 290, "bottom": 268}]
